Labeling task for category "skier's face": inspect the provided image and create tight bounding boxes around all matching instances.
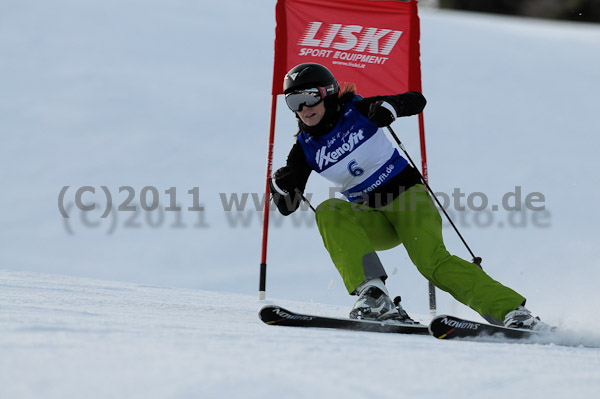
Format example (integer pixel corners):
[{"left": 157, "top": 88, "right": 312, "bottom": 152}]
[{"left": 297, "top": 101, "right": 326, "bottom": 126}]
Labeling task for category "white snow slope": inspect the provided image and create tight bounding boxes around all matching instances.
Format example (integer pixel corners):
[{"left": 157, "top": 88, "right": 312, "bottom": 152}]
[
  {"left": 2, "top": 1, "right": 600, "bottom": 398},
  {"left": 2, "top": 270, "right": 599, "bottom": 399}
]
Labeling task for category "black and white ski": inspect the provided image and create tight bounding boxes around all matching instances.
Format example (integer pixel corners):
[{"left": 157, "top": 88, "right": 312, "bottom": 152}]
[
  {"left": 429, "top": 314, "right": 538, "bottom": 341},
  {"left": 259, "top": 306, "right": 553, "bottom": 343},
  {"left": 259, "top": 305, "right": 429, "bottom": 335}
]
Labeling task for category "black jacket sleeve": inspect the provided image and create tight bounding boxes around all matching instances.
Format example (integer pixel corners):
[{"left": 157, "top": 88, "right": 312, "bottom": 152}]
[
  {"left": 354, "top": 91, "right": 426, "bottom": 119},
  {"left": 271, "top": 141, "right": 312, "bottom": 216}
]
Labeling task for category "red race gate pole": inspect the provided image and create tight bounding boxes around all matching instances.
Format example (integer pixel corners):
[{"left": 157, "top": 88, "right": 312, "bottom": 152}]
[
  {"left": 418, "top": 112, "right": 437, "bottom": 315},
  {"left": 259, "top": 95, "right": 278, "bottom": 300}
]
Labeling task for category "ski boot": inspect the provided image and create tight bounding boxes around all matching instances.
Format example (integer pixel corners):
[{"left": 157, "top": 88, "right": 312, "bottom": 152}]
[
  {"left": 504, "top": 306, "right": 555, "bottom": 332},
  {"left": 349, "top": 286, "right": 416, "bottom": 324}
]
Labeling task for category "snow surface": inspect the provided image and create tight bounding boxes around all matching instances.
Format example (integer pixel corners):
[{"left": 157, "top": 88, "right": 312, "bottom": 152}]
[
  {"left": 2, "top": 1, "right": 600, "bottom": 398},
  {"left": 2, "top": 270, "right": 599, "bottom": 399}
]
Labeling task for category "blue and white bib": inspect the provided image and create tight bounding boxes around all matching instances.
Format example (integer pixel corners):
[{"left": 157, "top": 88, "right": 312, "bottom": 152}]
[{"left": 298, "top": 98, "right": 408, "bottom": 202}]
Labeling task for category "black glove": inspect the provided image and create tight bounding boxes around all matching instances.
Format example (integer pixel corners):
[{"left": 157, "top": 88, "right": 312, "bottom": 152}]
[
  {"left": 270, "top": 166, "right": 298, "bottom": 195},
  {"left": 368, "top": 101, "right": 396, "bottom": 127}
]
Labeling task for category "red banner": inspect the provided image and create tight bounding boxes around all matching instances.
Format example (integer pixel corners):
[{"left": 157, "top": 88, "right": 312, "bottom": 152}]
[{"left": 273, "top": 0, "right": 422, "bottom": 97}]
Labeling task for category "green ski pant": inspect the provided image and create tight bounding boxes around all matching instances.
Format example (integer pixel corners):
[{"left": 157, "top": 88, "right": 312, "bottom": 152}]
[{"left": 315, "top": 185, "right": 525, "bottom": 323}]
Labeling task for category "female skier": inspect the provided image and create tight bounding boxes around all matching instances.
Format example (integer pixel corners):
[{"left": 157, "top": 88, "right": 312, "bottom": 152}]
[{"left": 270, "top": 62, "right": 548, "bottom": 330}]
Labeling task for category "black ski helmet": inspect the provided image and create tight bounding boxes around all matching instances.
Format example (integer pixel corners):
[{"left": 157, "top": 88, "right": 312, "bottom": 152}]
[{"left": 283, "top": 63, "right": 339, "bottom": 96}]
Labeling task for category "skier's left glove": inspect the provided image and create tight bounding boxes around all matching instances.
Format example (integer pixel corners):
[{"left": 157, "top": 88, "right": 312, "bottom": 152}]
[
  {"left": 368, "top": 101, "right": 397, "bottom": 127},
  {"left": 269, "top": 166, "right": 298, "bottom": 195},
  {"left": 269, "top": 166, "right": 302, "bottom": 216}
]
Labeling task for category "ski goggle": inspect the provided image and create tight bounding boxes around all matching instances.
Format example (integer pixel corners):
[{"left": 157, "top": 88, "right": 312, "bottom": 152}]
[{"left": 284, "top": 84, "right": 337, "bottom": 112}]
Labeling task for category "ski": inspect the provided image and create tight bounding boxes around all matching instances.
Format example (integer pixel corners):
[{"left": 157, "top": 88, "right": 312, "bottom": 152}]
[
  {"left": 259, "top": 305, "right": 429, "bottom": 335},
  {"left": 429, "top": 314, "right": 538, "bottom": 341}
]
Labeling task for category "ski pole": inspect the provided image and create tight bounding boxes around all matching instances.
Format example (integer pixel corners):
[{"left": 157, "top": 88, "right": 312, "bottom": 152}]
[
  {"left": 295, "top": 189, "right": 316, "bottom": 212},
  {"left": 386, "top": 126, "right": 482, "bottom": 267}
]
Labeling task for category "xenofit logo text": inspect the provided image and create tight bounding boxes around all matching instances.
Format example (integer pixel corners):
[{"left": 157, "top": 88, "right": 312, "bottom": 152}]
[{"left": 316, "top": 131, "right": 365, "bottom": 169}]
